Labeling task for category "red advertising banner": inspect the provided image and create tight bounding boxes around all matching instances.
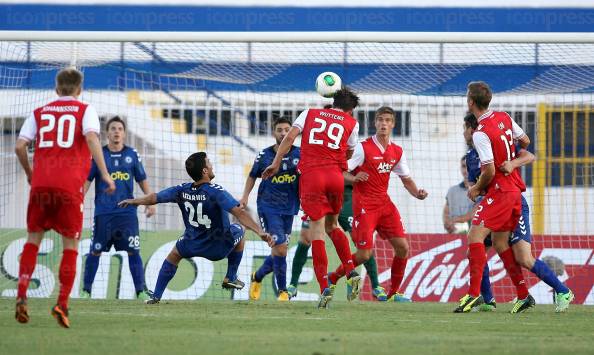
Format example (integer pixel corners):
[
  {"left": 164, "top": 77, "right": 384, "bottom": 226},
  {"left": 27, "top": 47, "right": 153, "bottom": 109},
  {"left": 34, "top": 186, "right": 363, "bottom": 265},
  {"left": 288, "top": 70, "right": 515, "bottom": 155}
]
[{"left": 361, "top": 234, "right": 594, "bottom": 305}]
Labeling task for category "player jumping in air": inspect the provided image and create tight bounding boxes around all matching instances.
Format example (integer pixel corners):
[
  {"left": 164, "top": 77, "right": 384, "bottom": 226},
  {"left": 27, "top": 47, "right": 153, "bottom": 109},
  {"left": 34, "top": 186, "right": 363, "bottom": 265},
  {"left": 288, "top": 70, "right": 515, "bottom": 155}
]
[
  {"left": 262, "top": 88, "right": 361, "bottom": 309},
  {"left": 328, "top": 106, "right": 428, "bottom": 302},
  {"left": 464, "top": 113, "right": 574, "bottom": 313},
  {"left": 455, "top": 81, "right": 536, "bottom": 313},
  {"left": 81, "top": 116, "right": 156, "bottom": 301},
  {"left": 14, "top": 68, "right": 116, "bottom": 328},
  {"left": 240, "top": 116, "right": 300, "bottom": 302},
  {"left": 119, "top": 152, "right": 273, "bottom": 304}
]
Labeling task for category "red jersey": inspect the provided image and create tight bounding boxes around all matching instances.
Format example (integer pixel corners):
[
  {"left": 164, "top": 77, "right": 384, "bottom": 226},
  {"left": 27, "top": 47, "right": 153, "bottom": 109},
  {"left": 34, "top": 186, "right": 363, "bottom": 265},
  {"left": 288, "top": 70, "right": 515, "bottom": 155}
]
[
  {"left": 350, "top": 136, "right": 410, "bottom": 212},
  {"left": 473, "top": 110, "right": 527, "bottom": 193},
  {"left": 293, "top": 108, "right": 359, "bottom": 172},
  {"left": 19, "top": 97, "right": 101, "bottom": 196}
]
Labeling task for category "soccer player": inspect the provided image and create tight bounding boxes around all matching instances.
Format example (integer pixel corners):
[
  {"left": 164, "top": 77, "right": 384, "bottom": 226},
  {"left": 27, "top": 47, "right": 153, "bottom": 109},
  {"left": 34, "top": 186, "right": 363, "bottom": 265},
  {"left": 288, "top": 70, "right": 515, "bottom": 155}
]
[
  {"left": 463, "top": 112, "right": 574, "bottom": 313},
  {"left": 327, "top": 106, "right": 428, "bottom": 302},
  {"left": 81, "top": 116, "right": 156, "bottom": 301},
  {"left": 455, "top": 81, "right": 537, "bottom": 313},
  {"left": 262, "top": 88, "right": 361, "bottom": 309},
  {"left": 14, "top": 68, "right": 115, "bottom": 328},
  {"left": 239, "top": 116, "right": 300, "bottom": 301},
  {"left": 287, "top": 184, "right": 388, "bottom": 302},
  {"left": 118, "top": 152, "right": 272, "bottom": 304}
]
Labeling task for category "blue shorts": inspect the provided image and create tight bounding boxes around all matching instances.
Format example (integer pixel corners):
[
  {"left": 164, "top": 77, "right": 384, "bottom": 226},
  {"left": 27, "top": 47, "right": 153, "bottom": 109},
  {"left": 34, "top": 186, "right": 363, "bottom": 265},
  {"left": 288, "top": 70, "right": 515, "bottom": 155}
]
[
  {"left": 259, "top": 212, "right": 294, "bottom": 245},
  {"left": 175, "top": 223, "right": 244, "bottom": 261},
  {"left": 484, "top": 195, "right": 531, "bottom": 247},
  {"left": 91, "top": 214, "right": 139, "bottom": 253}
]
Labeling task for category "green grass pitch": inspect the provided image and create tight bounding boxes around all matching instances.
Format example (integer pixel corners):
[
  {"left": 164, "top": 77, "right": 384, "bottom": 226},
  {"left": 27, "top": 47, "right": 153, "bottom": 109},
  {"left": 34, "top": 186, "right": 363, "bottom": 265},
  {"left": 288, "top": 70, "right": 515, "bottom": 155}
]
[{"left": 1, "top": 298, "right": 593, "bottom": 355}]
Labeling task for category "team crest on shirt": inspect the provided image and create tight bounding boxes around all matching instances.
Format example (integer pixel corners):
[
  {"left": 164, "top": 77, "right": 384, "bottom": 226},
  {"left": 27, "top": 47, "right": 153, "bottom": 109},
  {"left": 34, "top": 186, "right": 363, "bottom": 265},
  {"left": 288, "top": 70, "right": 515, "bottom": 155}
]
[
  {"left": 125, "top": 156, "right": 133, "bottom": 164},
  {"left": 293, "top": 158, "right": 299, "bottom": 165},
  {"left": 498, "top": 122, "right": 505, "bottom": 130}
]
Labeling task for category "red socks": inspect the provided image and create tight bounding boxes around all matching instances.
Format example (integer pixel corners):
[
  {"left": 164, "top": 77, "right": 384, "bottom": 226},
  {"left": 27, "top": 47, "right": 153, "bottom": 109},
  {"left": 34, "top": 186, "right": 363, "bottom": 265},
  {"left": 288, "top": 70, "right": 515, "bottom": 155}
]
[
  {"left": 389, "top": 256, "right": 408, "bottom": 296},
  {"left": 330, "top": 254, "right": 358, "bottom": 284},
  {"left": 311, "top": 240, "right": 328, "bottom": 293},
  {"left": 328, "top": 228, "right": 354, "bottom": 276},
  {"left": 498, "top": 248, "right": 529, "bottom": 300},
  {"left": 57, "top": 249, "right": 78, "bottom": 309},
  {"left": 468, "top": 243, "right": 487, "bottom": 297},
  {"left": 17, "top": 242, "right": 40, "bottom": 299}
]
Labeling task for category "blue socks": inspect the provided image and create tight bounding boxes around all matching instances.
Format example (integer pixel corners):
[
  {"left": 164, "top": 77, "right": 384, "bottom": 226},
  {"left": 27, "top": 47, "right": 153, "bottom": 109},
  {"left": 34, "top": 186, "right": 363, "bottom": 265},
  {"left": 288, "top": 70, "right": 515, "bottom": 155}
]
[
  {"left": 153, "top": 260, "right": 178, "bottom": 300},
  {"left": 272, "top": 255, "right": 287, "bottom": 291},
  {"left": 225, "top": 250, "right": 243, "bottom": 281},
  {"left": 480, "top": 263, "right": 494, "bottom": 302},
  {"left": 531, "top": 259, "right": 569, "bottom": 294},
  {"left": 255, "top": 255, "right": 273, "bottom": 282},
  {"left": 83, "top": 253, "right": 100, "bottom": 293},
  {"left": 128, "top": 252, "right": 145, "bottom": 294}
]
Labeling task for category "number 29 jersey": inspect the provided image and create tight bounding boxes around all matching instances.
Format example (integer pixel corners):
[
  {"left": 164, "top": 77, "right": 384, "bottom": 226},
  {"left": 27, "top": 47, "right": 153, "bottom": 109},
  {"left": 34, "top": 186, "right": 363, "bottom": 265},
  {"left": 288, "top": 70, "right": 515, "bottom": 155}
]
[
  {"left": 18, "top": 96, "right": 100, "bottom": 196},
  {"left": 156, "top": 182, "right": 240, "bottom": 241},
  {"left": 293, "top": 108, "right": 359, "bottom": 172}
]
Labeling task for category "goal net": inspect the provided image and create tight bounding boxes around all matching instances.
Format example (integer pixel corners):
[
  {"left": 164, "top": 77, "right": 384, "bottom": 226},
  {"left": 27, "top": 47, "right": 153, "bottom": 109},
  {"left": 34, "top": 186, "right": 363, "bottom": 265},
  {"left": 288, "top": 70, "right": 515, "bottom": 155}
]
[{"left": 1, "top": 39, "right": 593, "bottom": 304}]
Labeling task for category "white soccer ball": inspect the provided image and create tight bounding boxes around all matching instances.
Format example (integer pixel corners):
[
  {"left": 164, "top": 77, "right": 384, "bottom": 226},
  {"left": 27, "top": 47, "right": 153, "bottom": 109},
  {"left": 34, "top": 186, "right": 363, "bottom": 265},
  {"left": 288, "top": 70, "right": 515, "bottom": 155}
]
[{"left": 315, "top": 72, "right": 342, "bottom": 98}]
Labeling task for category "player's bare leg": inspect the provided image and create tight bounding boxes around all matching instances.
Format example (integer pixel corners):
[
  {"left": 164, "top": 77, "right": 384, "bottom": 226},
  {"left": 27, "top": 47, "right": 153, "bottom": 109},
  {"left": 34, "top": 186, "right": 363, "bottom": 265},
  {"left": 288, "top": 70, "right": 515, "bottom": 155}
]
[
  {"left": 454, "top": 224, "right": 490, "bottom": 313},
  {"left": 387, "top": 237, "right": 411, "bottom": 302},
  {"left": 492, "top": 233, "right": 534, "bottom": 313},
  {"left": 15, "top": 232, "right": 44, "bottom": 324},
  {"left": 511, "top": 240, "right": 573, "bottom": 312},
  {"left": 51, "top": 236, "right": 79, "bottom": 328}
]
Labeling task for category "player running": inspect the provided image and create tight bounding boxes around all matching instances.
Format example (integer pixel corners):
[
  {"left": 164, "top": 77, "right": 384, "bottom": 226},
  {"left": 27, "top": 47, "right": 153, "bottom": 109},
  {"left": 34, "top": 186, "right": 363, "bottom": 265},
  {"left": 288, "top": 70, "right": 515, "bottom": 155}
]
[
  {"left": 287, "top": 183, "right": 388, "bottom": 302},
  {"left": 81, "top": 116, "right": 156, "bottom": 301},
  {"left": 240, "top": 116, "right": 300, "bottom": 302},
  {"left": 262, "top": 88, "right": 361, "bottom": 309},
  {"left": 327, "top": 106, "right": 428, "bottom": 302},
  {"left": 455, "top": 81, "right": 535, "bottom": 313},
  {"left": 463, "top": 113, "right": 574, "bottom": 313},
  {"left": 14, "top": 68, "right": 116, "bottom": 328},
  {"left": 119, "top": 152, "right": 272, "bottom": 304}
]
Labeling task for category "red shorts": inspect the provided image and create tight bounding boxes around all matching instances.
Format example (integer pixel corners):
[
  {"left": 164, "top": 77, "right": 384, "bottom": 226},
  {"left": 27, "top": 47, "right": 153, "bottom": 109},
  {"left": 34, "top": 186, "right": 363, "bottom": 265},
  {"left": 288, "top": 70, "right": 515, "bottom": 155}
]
[
  {"left": 299, "top": 168, "right": 344, "bottom": 221},
  {"left": 27, "top": 187, "right": 83, "bottom": 239},
  {"left": 471, "top": 189, "right": 522, "bottom": 232},
  {"left": 351, "top": 202, "right": 406, "bottom": 250}
]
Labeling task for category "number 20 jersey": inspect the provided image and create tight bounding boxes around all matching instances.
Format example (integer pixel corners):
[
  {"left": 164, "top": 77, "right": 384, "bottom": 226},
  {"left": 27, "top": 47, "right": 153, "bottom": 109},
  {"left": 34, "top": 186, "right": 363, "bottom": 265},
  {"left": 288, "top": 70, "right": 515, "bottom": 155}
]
[
  {"left": 293, "top": 108, "right": 359, "bottom": 172},
  {"left": 21, "top": 98, "right": 99, "bottom": 196}
]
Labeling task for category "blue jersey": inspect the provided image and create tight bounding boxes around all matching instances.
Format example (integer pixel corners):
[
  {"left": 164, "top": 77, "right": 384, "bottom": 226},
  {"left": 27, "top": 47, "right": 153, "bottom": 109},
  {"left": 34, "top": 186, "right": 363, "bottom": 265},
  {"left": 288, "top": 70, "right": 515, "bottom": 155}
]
[
  {"left": 249, "top": 145, "right": 300, "bottom": 216},
  {"left": 156, "top": 182, "right": 240, "bottom": 241},
  {"left": 88, "top": 145, "right": 147, "bottom": 216},
  {"left": 466, "top": 147, "right": 481, "bottom": 184}
]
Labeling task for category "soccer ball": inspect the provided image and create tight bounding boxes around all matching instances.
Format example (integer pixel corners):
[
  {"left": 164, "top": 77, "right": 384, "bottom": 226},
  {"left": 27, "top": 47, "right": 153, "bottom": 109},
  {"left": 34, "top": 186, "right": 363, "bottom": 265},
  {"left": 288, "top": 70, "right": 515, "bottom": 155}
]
[{"left": 315, "top": 72, "right": 342, "bottom": 98}]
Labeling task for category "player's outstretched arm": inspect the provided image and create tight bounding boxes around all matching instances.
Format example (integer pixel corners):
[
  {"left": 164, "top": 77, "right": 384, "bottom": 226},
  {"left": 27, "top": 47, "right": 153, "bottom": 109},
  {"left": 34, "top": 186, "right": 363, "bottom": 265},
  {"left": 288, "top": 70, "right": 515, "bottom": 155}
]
[
  {"left": 14, "top": 139, "right": 32, "bottom": 184},
  {"left": 230, "top": 206, "right": 274, "bottom": 247},
  {"left": 262, "top": 127, "right": 300, "bottom": 180},
  {"left": 239, "top": 176, "right": 257, "bottom": 208},
  {"left": 86, "top": 132, "right": 116, "bottom": 194},
  {"left": 138, "top": 180, "right": 157, "bottom": 218},
  {"left": 400, "top": 176, "right": 428, "bottom": 200},
  {"left": 499, "top": 149, "right": 536, "bottom": 175},
  {"left": 118, "top": 193, "right": 158, "bottom": 208}
]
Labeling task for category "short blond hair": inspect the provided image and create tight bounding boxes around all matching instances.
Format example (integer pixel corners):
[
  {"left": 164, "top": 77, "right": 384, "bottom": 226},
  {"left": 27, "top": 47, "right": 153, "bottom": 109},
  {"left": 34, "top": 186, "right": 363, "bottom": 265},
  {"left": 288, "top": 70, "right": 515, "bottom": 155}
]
[{"left": 56, "top": 68, "right": 83, "bottom": 96}]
